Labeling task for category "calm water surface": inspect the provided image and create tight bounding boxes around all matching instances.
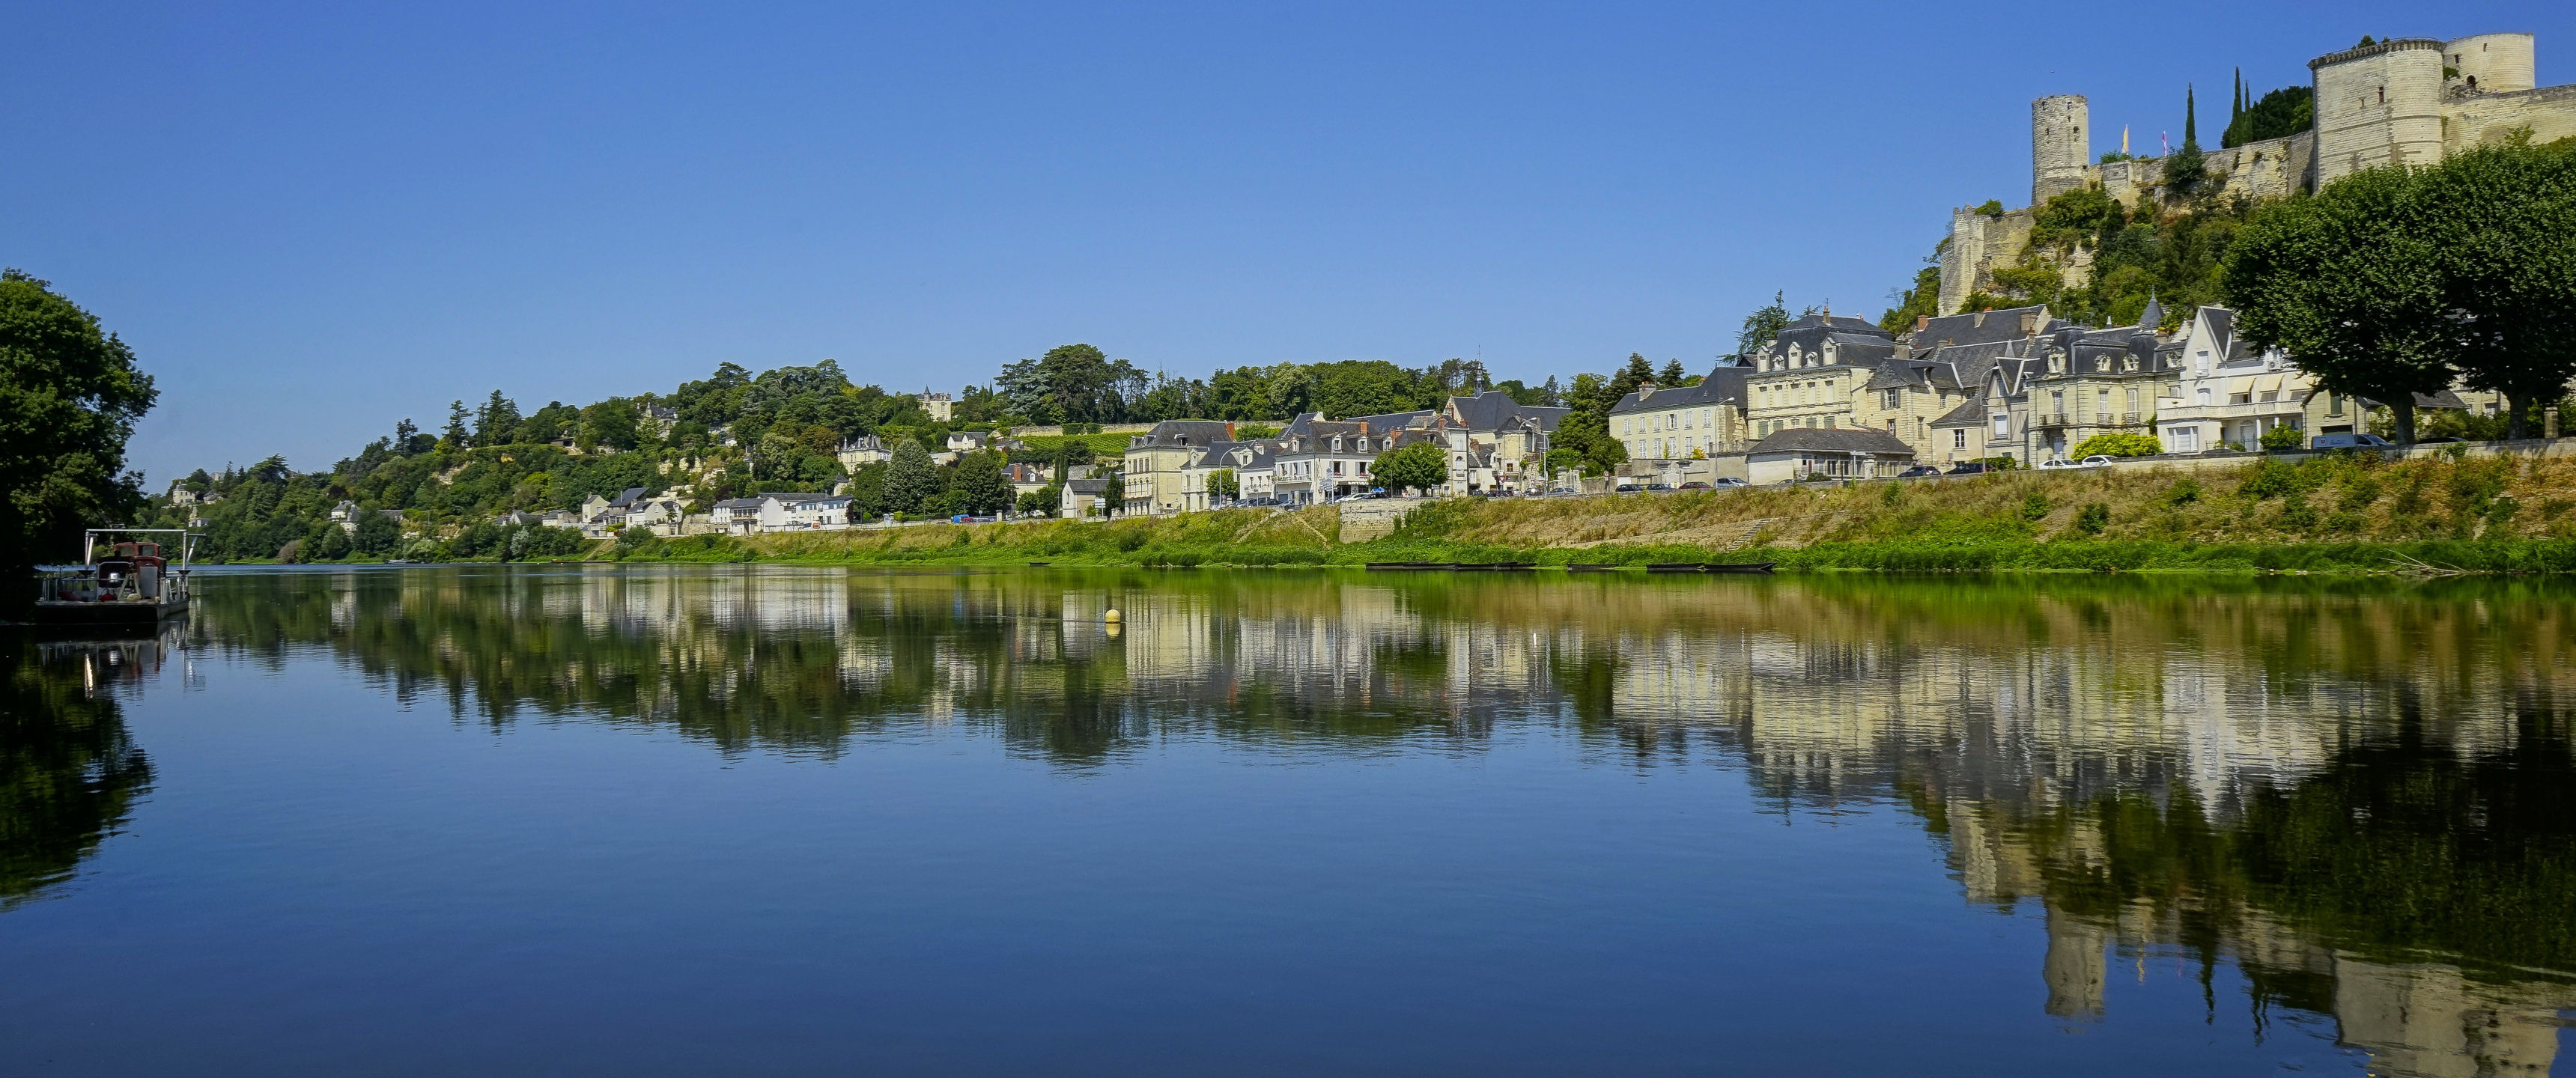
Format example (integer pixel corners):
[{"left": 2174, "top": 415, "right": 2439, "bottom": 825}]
[{"left": 4, "top": 566, "right": 2572, "bottom": 1076}]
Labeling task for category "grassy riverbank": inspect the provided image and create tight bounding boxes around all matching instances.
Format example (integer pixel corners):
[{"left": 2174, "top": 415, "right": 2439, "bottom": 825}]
[{"left": 612, "top": 451, "right": 2576, "bottom": 573}]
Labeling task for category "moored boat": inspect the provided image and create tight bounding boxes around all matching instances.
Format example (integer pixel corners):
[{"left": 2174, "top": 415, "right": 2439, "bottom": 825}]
[{"left": 32, "top": 529, "right": 201, "bottom": 626}]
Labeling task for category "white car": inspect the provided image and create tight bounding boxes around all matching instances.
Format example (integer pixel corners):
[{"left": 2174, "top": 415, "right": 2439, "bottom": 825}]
[
  {"left": 2077, "top": 454, "right": 2116, "bottom": 468},
  {"left": 2038, "top": 457, "right": 2077, "bottom": 469}
]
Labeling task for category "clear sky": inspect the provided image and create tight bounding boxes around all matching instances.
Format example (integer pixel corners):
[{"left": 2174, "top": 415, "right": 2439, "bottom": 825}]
[{"left": 7, "top": 1, "right": 2569, "bottom": 482}]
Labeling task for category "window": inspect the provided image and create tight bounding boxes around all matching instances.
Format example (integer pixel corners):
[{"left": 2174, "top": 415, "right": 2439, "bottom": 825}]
[
  {"left": 1953, "top": 429, "right": 1968, "bottom": 449},
  {"left": 1992, "top": 413, "right": 2009, "bottom": 437},
  {"left": 2197, "top": 389, "right": 2212, "bottom": 406},
  {"left": 1823, "top": 416, "right": 1835, "bottom": 429},
  {"left": 1882, "top": 389, "right": 1901, "bottom": 410},
  {"left": 2327, "top": 392, "right": 2344, "bottom": 416},
  {"left": 2170, "top": 427, "right": 2198, "bottom": 451},
  {"left": 2125, "top": 388, "right": 2139, "bottom": 414}
]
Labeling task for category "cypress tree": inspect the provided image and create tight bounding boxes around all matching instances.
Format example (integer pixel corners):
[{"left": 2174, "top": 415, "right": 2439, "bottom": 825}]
[{"left": 2168, "top": 85, "right": 2207, "bottom": 189}]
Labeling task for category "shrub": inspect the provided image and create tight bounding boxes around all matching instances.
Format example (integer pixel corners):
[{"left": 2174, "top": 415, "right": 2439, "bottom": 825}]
[
  {"left": 2071, "top": 432, "right": 2162, "bottom": 457},
  {"left": 2280, "top": 491, "right": 2321, "bottom": 531},
  {"left": 2259, "top": 424, "right": 2304, "bottom": 451},
  {"left": 2162, "top": 478, "right": 2202, "bottom": 506},
  {"left": 2073, "top": 503, "right": 2109, "bottom": 535},
  {"left": 2020, "top": 493, "right": 2052, "bottom": 521}
]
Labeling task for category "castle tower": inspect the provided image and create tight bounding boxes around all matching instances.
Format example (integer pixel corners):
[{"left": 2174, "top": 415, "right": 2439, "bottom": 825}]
[
  {"left": 2443, "top": 33, "right": 2535, "bottom": 94},
  {"left": 2310, "top": 38, "right": 2447, "bottom": 185},
  {"left": 2032, "top": 95, "right": 2091, "bottom": 204}
]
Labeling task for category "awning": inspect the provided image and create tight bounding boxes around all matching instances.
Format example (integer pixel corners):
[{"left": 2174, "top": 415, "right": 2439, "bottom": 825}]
[
  {"left": 2254, "top": 373, "right": 2285, "bottom": 395},
  {"left": 2226, "top": 377, "right": 2257, "bottom": 396}
]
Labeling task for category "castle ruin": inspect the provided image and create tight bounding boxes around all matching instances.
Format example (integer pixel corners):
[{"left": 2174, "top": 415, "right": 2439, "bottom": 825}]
[{"left": 1940, "top": 31, "right": 2576, "bottom": 316}]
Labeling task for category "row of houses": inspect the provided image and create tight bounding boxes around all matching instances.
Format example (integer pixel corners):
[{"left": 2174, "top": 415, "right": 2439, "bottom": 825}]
[
  {"left": 1116, "top": 390, "right": 1573, "bottom": 516},
  {"left": 1609, "top": 302, "right": 2513, "bottom": 480}
]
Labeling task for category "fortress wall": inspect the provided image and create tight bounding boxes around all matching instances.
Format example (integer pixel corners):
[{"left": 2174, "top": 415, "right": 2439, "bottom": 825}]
[
  {"left": 2445, "top": 83, "right": 2576, "bottom": 150},
  {"left": 2204, "top": 131, "right": 2314, "bottom": 201},
  {"left": 1938, "top": 207, "right": 2035, "bottom": 315}
]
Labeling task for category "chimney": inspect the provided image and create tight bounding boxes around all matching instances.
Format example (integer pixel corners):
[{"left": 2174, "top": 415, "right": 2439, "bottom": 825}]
[
  {"left": 1972, "top": 311, "right": 1987, "bottom": 328},
  {"left": 1638, "top": 383, "right": 1656, "bottom": 399},
  {"left": 2020, "top": 310, "right": 2043, "bottom": 334},
  {"left": 1915, "top": 315, "right": 1931, "bottom": 332}
]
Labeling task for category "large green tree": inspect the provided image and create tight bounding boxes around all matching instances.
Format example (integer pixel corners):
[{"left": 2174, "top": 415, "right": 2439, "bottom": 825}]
[
  {"left": 0, "top": 270, "right": 157, "bottom": 572},
  {"left": 1370, "top": 441, "right": 1448, "bottom": 493},
  {"left": 2416, "top": 138, "right": 2576, "bottom": 439},
  {"left": 2223, "top": 167, "right": 2457, "bottom": 444},
  {"left": 882, "top": 439, "right": 940, "bottom": 514},
  {"left": 950, "top": 451, "right": 1013, "bottom": 515}
]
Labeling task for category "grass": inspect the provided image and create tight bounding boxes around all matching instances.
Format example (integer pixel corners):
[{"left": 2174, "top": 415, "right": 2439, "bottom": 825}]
[{"left": 604, "top": 454, "right": 2576, "bottom": 575}]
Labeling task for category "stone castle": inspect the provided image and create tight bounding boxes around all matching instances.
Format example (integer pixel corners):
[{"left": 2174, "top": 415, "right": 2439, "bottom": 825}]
[{"left": 1942, "top": 31, "right": 2576, "bottom": 315}]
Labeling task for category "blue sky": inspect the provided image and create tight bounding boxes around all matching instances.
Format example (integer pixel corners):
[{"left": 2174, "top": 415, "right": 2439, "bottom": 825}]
[{"left": 7, "top": 2, "right": 2569, "bottom": 481}]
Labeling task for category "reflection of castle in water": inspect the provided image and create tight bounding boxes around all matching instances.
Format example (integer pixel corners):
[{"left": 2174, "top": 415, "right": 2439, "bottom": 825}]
[{"left": 183, "top": 569, "right": 2576, "bottom": 1074}]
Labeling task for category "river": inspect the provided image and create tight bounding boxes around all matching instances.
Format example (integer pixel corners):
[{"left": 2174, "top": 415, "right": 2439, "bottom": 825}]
[{"left": 3, "top": 565, "right": 2570, "bottom": 1076}]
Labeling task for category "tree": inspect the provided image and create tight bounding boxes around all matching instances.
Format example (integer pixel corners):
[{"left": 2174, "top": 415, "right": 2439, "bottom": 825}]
[
  {"left": 353, "top": 511, "right": 402, "bottom": 555},
  {"left": 2225, "top": 86, "right": 2315, "bottom": 149},
  {"left": 1656, "top": 359, "right": 1688, "bottom": 386},
  {"left": 2166, "top": 84, "right": 2206, "bottom": 190},
  {"left": 1879, "top": 261, "right": 1942, "bottom": 332},
  {"left": 1371, "top": 441, "right": 1448, "bottom": 494},
  {"left": 1016, "top": 484, "right": 1062, "bottom": 517},
  {"left": 1737, "top": 291, "right": 1793, "bottom": 356},
  {"left": 882, "top": 439, "right": 940, "bottom": 514},
  {"left": 442, "top": 400, "right": 471, "bottom": 449},
  {"left": 950, "top": 451, "right": 1012, "bottom": 515},
  {"left": 1101, "top": 472, "right": 1125, "bottom": 514},
  {"left": 577, "top": 398, "right": 640, "bottom": 452},
  {"left": 1208, "top": 469, "right": 1239, "bottom": 500},
  {"left": 2225, "top": 166, "right": 2457, "bottom": 444},
  {"left": 0, "top": 270, "right": 157, "bottom": 576},
  {"left": 474, "top": 391, "right": 521, "bottom": 447},
  {"left": 2416, "top": 138, "right": 2576, "bottom": 440}
]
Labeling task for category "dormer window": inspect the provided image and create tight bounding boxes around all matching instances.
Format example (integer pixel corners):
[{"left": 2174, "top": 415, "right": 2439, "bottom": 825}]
[{"left": 2094, "top": 356, "right": 2110, "bottom": 373}]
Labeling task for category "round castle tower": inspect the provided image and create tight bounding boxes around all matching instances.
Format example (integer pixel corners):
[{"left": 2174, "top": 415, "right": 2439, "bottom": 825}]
[
  {"left": 2310, "top": 38, "right": 2446, "bottom": 184},
  {"left": 2031, "top": 95, "right": 2091, "bottom": 204},
  {"left": 2443, "top": 33, "right": 2535, "bottom": 94}
]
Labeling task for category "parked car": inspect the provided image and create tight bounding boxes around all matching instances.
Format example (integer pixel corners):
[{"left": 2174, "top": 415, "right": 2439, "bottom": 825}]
[
  {"left": 1710, "top": 477, "right": 1749, "bottom": 487},
  {"left": 2037, "top": 457, "right": 2078, "bottom": 470},
  {"left": 1613, "top": 482, "right": 1643, "bottom": 492},
  {"left": 1677, "top": 481, "right": 1712, "bottom": 490},
  {"left": 2311, "top": 433, "right": 2396, "bottom": 450},
  {"left": 2078, "top": 455, "right": 2116, "bottom": 468},
  {"left": 1946, "top": 462, "right": 1992, "bottom": 475},
  {"left": 1895, "top": 465, "right": 1942, "bottom": 478},
  {"left": 1645, "top": 483, "right": 1675, "bottom": 492},
  {"left": 2414, "top": 436, "right": 2464, "bottom": 445}
]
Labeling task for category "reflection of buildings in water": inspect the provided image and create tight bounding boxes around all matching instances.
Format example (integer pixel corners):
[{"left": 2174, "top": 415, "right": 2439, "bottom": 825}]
[{"left": 183, "top": 568, "right": 2576, "bottom": 1077}]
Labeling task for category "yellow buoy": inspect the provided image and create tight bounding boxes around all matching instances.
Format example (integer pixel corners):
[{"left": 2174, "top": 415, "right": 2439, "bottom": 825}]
[{"left": 1103, "top": 609, "right": 1122, "bottom": 624}]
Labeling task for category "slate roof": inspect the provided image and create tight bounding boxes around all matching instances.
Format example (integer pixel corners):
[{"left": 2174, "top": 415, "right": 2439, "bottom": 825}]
[
  {"left": 1443, "top": 389, "right": 1569, "bottom": 433},
  {"left": 1749, "top": 427, "right": 1918, "bottom": 455},
  {"left": 1609, "top": 374, "right": 1747, "bottom": 415},
  {"left": 1065, "top": 478, "right": 1113, "bottom": 495},
  {"left": 608, "top": 487, "right": 647, "bottom": 509},
  {"left": 1929, "top": 397, "right": 1993, "bottom": 427},
  {"left": 1131, "top": 420, "right": 1234, "bottom": 447},
  {"left": 1909, "top": 304, "right": 2067, "bottom": 350}
]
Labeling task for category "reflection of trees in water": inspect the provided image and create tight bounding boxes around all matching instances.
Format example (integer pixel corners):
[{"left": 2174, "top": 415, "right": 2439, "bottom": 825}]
[
  {"left": 0, "top": 636, "right": 157, "bottom": 909},
  {"left": 181, "top": 567, "right": 2576, "bottom": 1072}
]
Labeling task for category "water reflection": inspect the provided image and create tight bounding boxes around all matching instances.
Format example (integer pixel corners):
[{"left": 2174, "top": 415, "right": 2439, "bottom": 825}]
[
  {"left": 1, "top": 632, "right": 162, "bottom": 909},
  {"left": 85, "top": 568, "right": 2576, "bottom": 1072}
]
